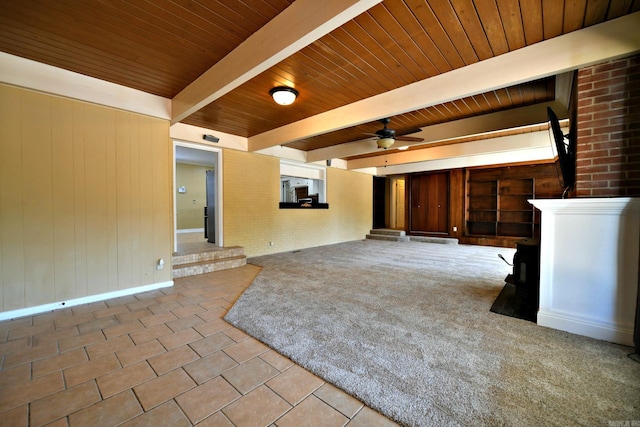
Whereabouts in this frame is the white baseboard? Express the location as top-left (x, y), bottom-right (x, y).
top-left (537, 309), bottom-right (634, 347)
top-left (0, 281), bottom-right (174, 322)
top-left (177, 228), bottom-right (204, 234)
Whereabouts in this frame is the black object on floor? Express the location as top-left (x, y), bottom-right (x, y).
top-left (490, 282), bottom-right (537, 323)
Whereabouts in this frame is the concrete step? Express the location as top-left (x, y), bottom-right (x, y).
top-left (368, 229), bottom-right (406, 237)
top-left (173, 246), bottom-right (245, 266)
top-left (410, 236), bottom-right (459, 245)
top-left (172, 255), bottom-right (247, 279)
top-left (366, 234), bottom-right (411, 242)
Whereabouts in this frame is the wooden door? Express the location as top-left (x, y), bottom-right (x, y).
top-left (410, 172), bottom-right (449, 234)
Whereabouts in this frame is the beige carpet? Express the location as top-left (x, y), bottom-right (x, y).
top-left (224, 240), bottom-right (640, 427)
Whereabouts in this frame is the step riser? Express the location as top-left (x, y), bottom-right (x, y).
top-left (173, 257), bottom-right (247, 278)
top-left (369, 229), bottom-right (406, 236)
top-left (366, 234), bottom-right (458, 244)
top-left (410, 236), bottom-right (459, 245)
top-left (366, 234), bottom-right (411, 242)
top-left (173, 247), bottom-right (245, 266)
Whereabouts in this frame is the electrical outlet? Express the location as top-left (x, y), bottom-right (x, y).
top-left (453, 226), bottom-right (457, 232)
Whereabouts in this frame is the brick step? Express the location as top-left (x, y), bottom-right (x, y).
top-left (173, 246), bottom-right (245, 266)
top-left (172, 255), bottom-right (247, 279)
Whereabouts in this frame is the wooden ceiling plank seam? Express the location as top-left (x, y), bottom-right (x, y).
top-left (448, 0), bottom-right (496, 60)
top-left (302, 41), bottom-right (389, 99)
top-left (386, 0), bottom-right (454, 74)
top-left (352, 10), bottom-right (424, 84)
top-left (427, 0), bottom-right (481, 65)
top-left (332, 27), bottom-right (403, 91)
top-left (583, 0), bottom-right (612, 26)
top-left (179, 0), bottom-right (272, 31)
top-left (541, 0), bottom-right (565, 39)
top-left (381, 0), bottom-right (443, 75)
top-left (365, 4), bottom-right (438, 80)
top-left (495, 0), bottom-right (527, 51)
top-left (281, 47), bottom-right (369, 105)
top-left (606, 0), bottom-right (634, 18)
top-left (405, 0), bottom-right (466, 70)
top-left (317, 32), bottom-right (398, 93)
top-left (472, 0), bottom-right (511, 55)
top-left (67, 0), bottom-right (227, 64)
top-left (132, 0), bottom-right (254, 52)
top-left (171, 0), bottom-right (384, 124)
top-left (0, 23), bottom-right (189, 97)
top-left (344, 16), bottom-right (420, 85)
top-left (519, 0), bottom-right (545, 45)
top-left (563, 0), bottom-right (589, 32)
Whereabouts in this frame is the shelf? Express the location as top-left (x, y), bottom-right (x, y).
top-left (466, 176), bottom-right (536, 239)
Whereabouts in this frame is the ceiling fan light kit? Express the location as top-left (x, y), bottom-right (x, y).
top-left (377, 137), bottom-right (395, 149)
top-left (270, 86), bottom-right (298, 105)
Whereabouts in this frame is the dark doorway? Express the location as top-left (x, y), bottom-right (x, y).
top-left (205, 169), bottom-right (216, 244)
top-left (409, 172), bottom-right (449, 235)
top-left (373, 176), bottom-right (386, 229)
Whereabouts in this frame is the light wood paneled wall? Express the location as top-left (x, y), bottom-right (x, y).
top-left (0, 84), bottom-right (172, 312)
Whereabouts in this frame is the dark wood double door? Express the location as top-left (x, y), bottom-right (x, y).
top-left (409, 172), bottom-right (449, 235)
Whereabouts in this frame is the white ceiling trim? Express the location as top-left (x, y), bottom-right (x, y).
top-left (362, 131), bottom-right (555, 176)
top-left (0, 52), bottom-right (171, 120)
top-left (171, 0), bottom-right (383, 124)
top-left (306, 101), bottom-right (568, 162)
top-left (248, 12), bottom-right (640, 152)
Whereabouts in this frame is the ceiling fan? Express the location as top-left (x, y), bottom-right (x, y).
top-left (367, 118), bottom-right (424, 149)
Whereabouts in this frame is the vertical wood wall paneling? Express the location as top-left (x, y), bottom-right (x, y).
top-left (0, 86), bottom-right (26, 310)
top-left (84, 104), bottom-right (109, 296)
top-left (129, 115), bottom-right (142, 287)
top-left (105, 108), bottom-right (119, 291)
top-left (51, 96), bottom-right (77, 302)
top-left (72, 102), bottom-right (88, 297)
top-left (0, 86), bottom-right (173, 312)
top-left (138, 116), bottom-right (155, 285)
top-left (115, 111), bottom-right (133, 289)
top-left (152, 121), bottom-right (171, 283)
top-left (22, 90), bottom-right (55, 306)
top-left (449, 169), bottom-right (465, 239)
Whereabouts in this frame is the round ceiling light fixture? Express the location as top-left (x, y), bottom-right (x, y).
top-left (269, 86), bottom-right (298, 105)
top-left (377, 137), bottom-right (395, 149)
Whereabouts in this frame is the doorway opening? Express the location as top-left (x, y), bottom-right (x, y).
top-left (390, 177), bottom-right (406, 229)
top-left (173, 141), bottom-right (223, 253)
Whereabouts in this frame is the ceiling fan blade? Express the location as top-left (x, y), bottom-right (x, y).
top-left (396, 136), bottom-right (424, 142)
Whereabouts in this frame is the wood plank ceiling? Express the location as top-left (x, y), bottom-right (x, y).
top-left (0, 0), bottom-right (638, 162)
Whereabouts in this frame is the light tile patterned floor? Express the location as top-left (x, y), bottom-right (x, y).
top-left (0, 265), bottom-right (399, 426)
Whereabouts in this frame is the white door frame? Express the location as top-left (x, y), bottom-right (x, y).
top-left (173, 140), bottom-right (224, 253)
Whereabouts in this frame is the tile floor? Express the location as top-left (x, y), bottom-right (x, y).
top-left (0, 265), bottom-right (399, 426)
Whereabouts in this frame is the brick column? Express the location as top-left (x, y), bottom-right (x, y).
top-left (575, 54), bottom-right (640, 197)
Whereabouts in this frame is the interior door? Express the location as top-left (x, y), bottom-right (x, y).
top-left (206, 169), bottom-right (216, 244)
top-left (410, 172), bottom-right (449, 234)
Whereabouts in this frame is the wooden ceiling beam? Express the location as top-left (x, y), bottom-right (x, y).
top-left (248, 12), bottom-right (640, 152)
top-left (171, 0), bottom-right (383, 125)
top-left (304, 101), bottom-right (568, 162)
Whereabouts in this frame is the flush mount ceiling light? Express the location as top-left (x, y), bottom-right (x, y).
top-left (397, 145), bottom-right (409, 150)
top-left (269, 86), bottom-right (298, 105)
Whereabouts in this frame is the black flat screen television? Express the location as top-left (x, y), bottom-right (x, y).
top-left (547, 107), bottom-right (575, 192)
